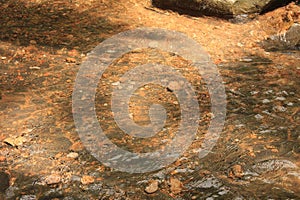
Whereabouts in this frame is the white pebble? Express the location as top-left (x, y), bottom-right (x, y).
top-left (255, 114), bottom-right (264, 120)
top-left (273, 106), bottom-right (287, 112)
top-left (67, 152), bottom-right (79, 159)
top-left (275, 97), bottom-right (286, 101)
top-left (262, 99), bottom-right (271, 104)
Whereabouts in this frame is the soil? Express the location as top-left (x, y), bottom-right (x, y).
top-left (0, 0), bottom-right (299, 199)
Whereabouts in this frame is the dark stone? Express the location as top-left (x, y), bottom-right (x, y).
top-left (152, 0), bottom-right (294, 18)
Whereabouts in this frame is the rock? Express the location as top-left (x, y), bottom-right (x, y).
top-left (152, 0), bottom-right (293, 17)
top-left (262, 23), bottom-right (300, 51)
top-left (254, 114), bottom-right (264, 120)
top-left (45, 174), bottom-right (61, 185)
top-left (144, 180), bottom-right (159, 194)
top-left (71, 175), bottom-right (81, 182)
top-left (169, 177), bottom-right (183, 194)
top-left (275, 97), bottom-right (286, 101)
top-left (20, 195), bottom-right (37, 200)
top-left (81, 175), bottom-right (95, 185)
top-left (273, 105), bottom-right (287, 112)
top-left (29, 40), bottom-right (37, 45)
top-left (0, 172), bottom-right (9, 193)
top-left (29, 66), bottom-right (41, 70)
top-left (252, 159), bottom-right (297, 173)
top-left (4, 136), bottom-right (27, 147)
top-left (262, 99), bottom-right (271, 104)
top-left (67, 152), bottom-right (79, 159)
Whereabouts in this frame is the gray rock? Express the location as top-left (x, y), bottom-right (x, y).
top-left (152, 0), bottom-right (292, 17)
top-left (20, 195), bottom-right (37, 200)
top-left (263, 23), bottom-right (300, 51)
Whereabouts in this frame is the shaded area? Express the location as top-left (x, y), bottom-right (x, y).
top-left (261, 0), bottom-right (298, 14)
top-left (0, 171), bottom-right (10, 193)
top-left (0, 0), bottom-right (127, 52)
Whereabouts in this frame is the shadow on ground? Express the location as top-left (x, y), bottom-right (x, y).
top-left (0, 0), bottom-right (127, 52)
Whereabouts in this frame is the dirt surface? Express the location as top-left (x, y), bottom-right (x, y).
top-left (0, 0), bottom-right (299, 199)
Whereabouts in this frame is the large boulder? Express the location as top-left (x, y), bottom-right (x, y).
top-left (152, 0), bottom-right (293, 17)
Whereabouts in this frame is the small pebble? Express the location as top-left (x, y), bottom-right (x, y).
top-left (265, 90), bottom-right (273, 94)
top-left (29, 66), bottom-right (41, 70)
top-left (45, 174), bottom-right (61, 185)
top-left (262, 99), bottom-right (271, 104)
top-left (67, 152), bottom-right (79, 159)
top-left (273, 105), bottom-right (287, 112)
top-left (112, 81), bottom-right (120, 86)
top-left (255, 114), bottom-right (264, 120)
top-left (71, 175), bottom-right (81, 182)
top-left (275, 97), bottom-right (286, 101)
top-left (144, 180), bottom-right (159, 194)
top-left (20, 195), bottom-right (37, 200)
top-left (30, 40), bottom-right (37, 45)
top-left (235, 124), bottom-right (245, 128)
top-left (240, 58), bottom-right (253, 62)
